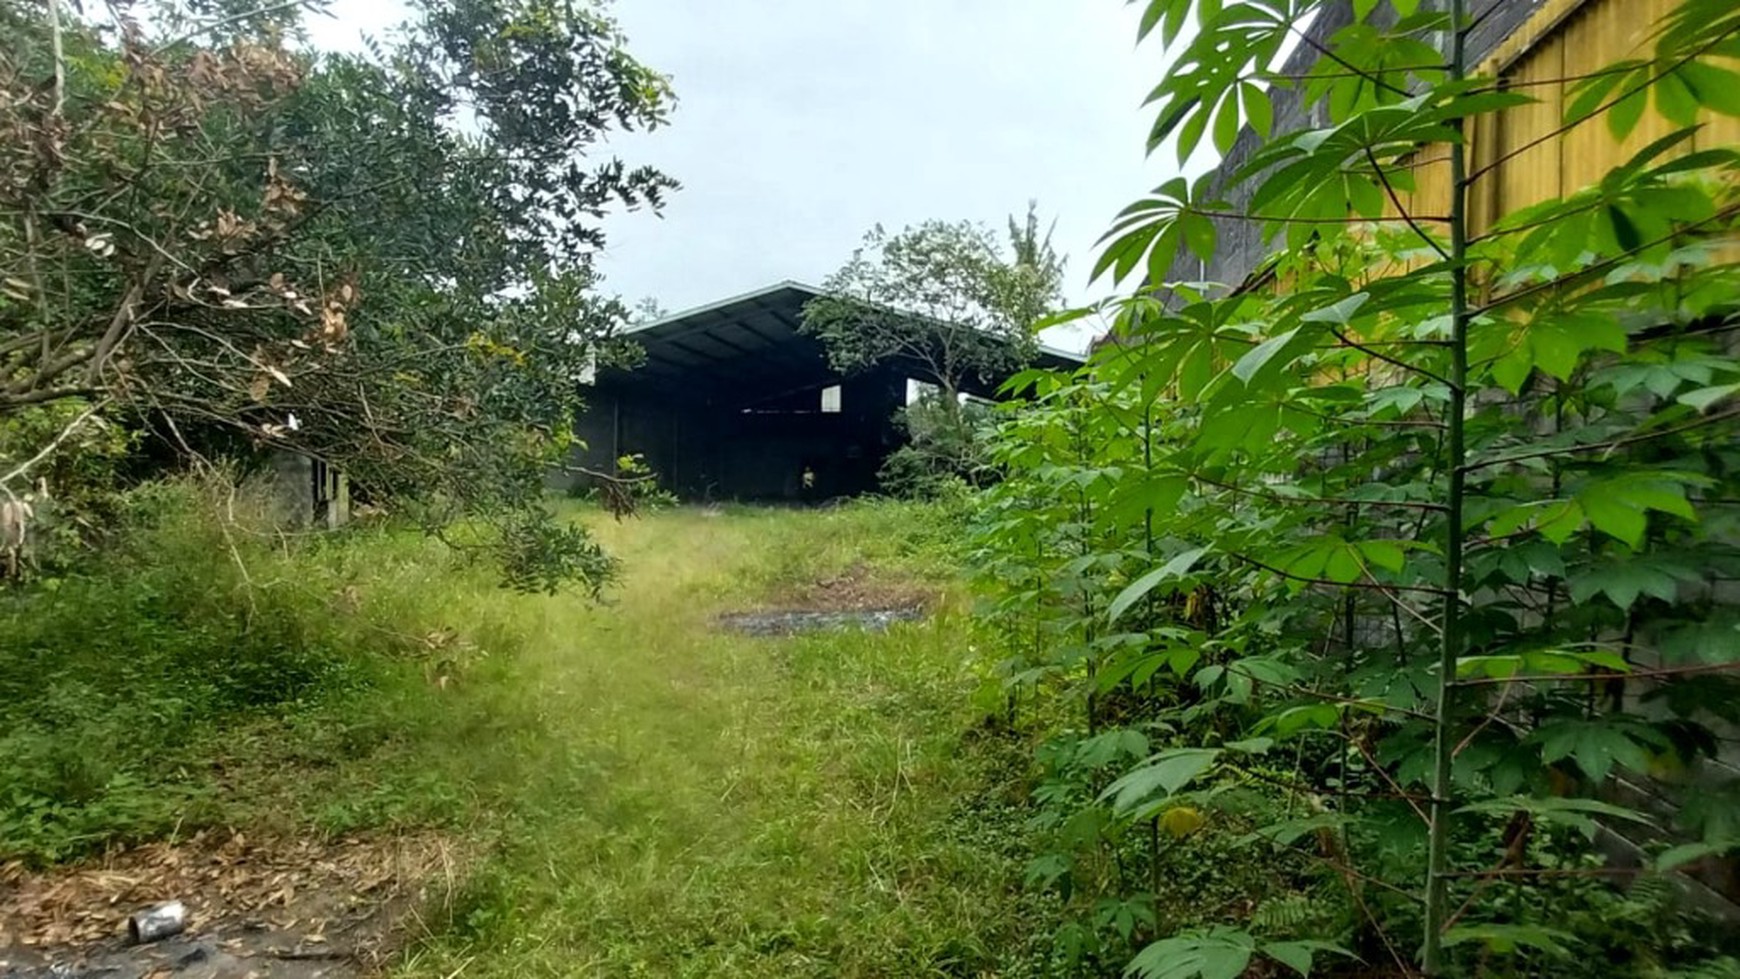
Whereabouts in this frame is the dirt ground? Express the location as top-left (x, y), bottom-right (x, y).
top-left (0, 831), bottom-right (460, 979)
top-left (765, 560), bottom-right (935, 614)
top-left (716, 560), bottom-right (934, 636)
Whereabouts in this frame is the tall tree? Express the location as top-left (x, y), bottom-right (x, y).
top-left (802, 208), bottom-right (1064, 496)
top-left (0, 0), bottom-right (676, 589)
top-left (1007, 199), bottom-right (1067, 337)
top-left (801, 209), bottom-right (1064, 403)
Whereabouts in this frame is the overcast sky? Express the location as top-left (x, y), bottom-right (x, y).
top-left (309, 2), bottom-right (1181, 351)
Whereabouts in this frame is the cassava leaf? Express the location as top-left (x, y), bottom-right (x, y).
top-left (1102, 748), bottom-right (1221, 812)
top-left (1108, 547), bottom-right (1209, 623)
top-left (1655, 840), bottom-right (1738, 872)
top-left (1125, 927), bottom-right (1255, 979)
top-left (1443, 924), bottom-right (1577, 958)
top-left (1261, 939), bottom-right (1351, 977)
top-left (1231, 328), bottom-right (1302, 385)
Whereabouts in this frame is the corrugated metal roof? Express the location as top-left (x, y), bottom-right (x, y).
top-left (601, 280), bottom-right (1083, 403)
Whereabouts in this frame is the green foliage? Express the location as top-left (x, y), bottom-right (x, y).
top-left (0, 477), bottom-right (438, 860)
top-left (388, 502), bottom-right (1064, 978)
top-left (1, 0), bottom-right (668, 589)
top-left (0, 401), bottom-right (134, 571)
top-left (802, 206), bottom-right (1064, 398)
top-left (877, 392), bottom-right (994, 500)
top-left (496, 508), bottom-right (619, 595)
top-left (970, 0), bottom-right (1740, 975)
top-left (803, 204), bottom-right (1066, 506)
top-left (1, 491), bottom-right (1062, 976)
top-left (1125, 927), bottom-right (1345, 979)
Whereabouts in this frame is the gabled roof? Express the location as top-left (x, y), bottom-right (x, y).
top-left (604, 280), bottom-right (1083, 403)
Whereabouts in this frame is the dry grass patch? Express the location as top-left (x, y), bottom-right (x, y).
top-left (0, 830), bottom-right (464, 970)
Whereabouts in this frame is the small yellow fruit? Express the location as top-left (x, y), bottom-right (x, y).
top-left (1161, 805), bottom-right (1206, 838)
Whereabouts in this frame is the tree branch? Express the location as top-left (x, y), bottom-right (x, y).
top-left (85, 253), bottom-right (165, 386)
top-left (1365, 147), bottom-right (1452, 262)
top-left (1230, 550), bottom-right (1453, 595)
top-left (1197, 473), bottom-right (1449, 512)
top-left (0, 399), bottom-right (111, 493)
top-left (1291, 25), bottom-right (1412, 99)
top-left (1460, 406), bottom-right (1740, 473)
top-left (1450, 661), bottom-right (1740, 688)
top-left (1324, 322), bottom-right (1454, 388)
top-left (47, 0), bottom-right (66, 116)
top-left (151, 0), bottom-right (322, 53)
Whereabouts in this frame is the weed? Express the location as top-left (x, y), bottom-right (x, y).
top-left (0, 476), bottom-right (523, 861)
top-left (4, 489), bottom-right (1061, 975)
top-left (399, 503), bottom-right (1055, 977)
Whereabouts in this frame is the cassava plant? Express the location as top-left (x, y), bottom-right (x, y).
top-left (973, 0), bottom-right (1740, 975)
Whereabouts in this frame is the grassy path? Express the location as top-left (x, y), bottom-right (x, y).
top-left (396, 506), bottom-right (1036, 978)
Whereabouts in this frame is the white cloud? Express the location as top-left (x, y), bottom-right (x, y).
top-left (312, 0), bottom-right (1190, 352)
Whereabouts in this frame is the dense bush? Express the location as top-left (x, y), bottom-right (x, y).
top-left (2, 0), bottom-right (669, 595)
top-left (878, 395), bottom-right (996, 501)
top-left (966, 1), bottom-right (1740, 976)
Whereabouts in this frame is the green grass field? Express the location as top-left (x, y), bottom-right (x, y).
top-left (383, 504), bottom-right (1048, 977)
top-left (1, 494), bottom-right (1051, 976)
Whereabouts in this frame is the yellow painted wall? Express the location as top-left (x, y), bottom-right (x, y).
top-left (1387, 0), bottom-right (1739, 233)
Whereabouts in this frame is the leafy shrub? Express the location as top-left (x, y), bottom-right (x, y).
top-left (878, 394), bottom-right (994, 501)
top-left (497, 509), bottom-right (620, 596)
top-left (964, 1), bottom-right (1740, 975)
top-left (0, 401), bottom-right (136, 573)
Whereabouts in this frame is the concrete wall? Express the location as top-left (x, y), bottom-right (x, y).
top-left (265, 451), bottom-right (349, 528)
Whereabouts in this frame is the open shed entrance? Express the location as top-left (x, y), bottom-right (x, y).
top-left (566, 281), bottom-right (1080, 502)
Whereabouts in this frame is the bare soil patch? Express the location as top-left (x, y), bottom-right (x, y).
top-left (767, 561), bottom-right (935, 614)
top-left (718, 561), bottom-right (935, 636)
top-left (0, 830), bottom-right (461, 979)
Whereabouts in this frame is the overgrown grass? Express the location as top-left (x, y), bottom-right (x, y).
top-left (2, 484), bottom-right (1057, 975)
top-left (0, 478), bottom-right (537, 860)
top-left (399, 503), bottom-right (1053, 977)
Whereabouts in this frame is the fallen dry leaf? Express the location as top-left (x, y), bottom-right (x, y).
top-left (0, 830), bottom-right (458, 955)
